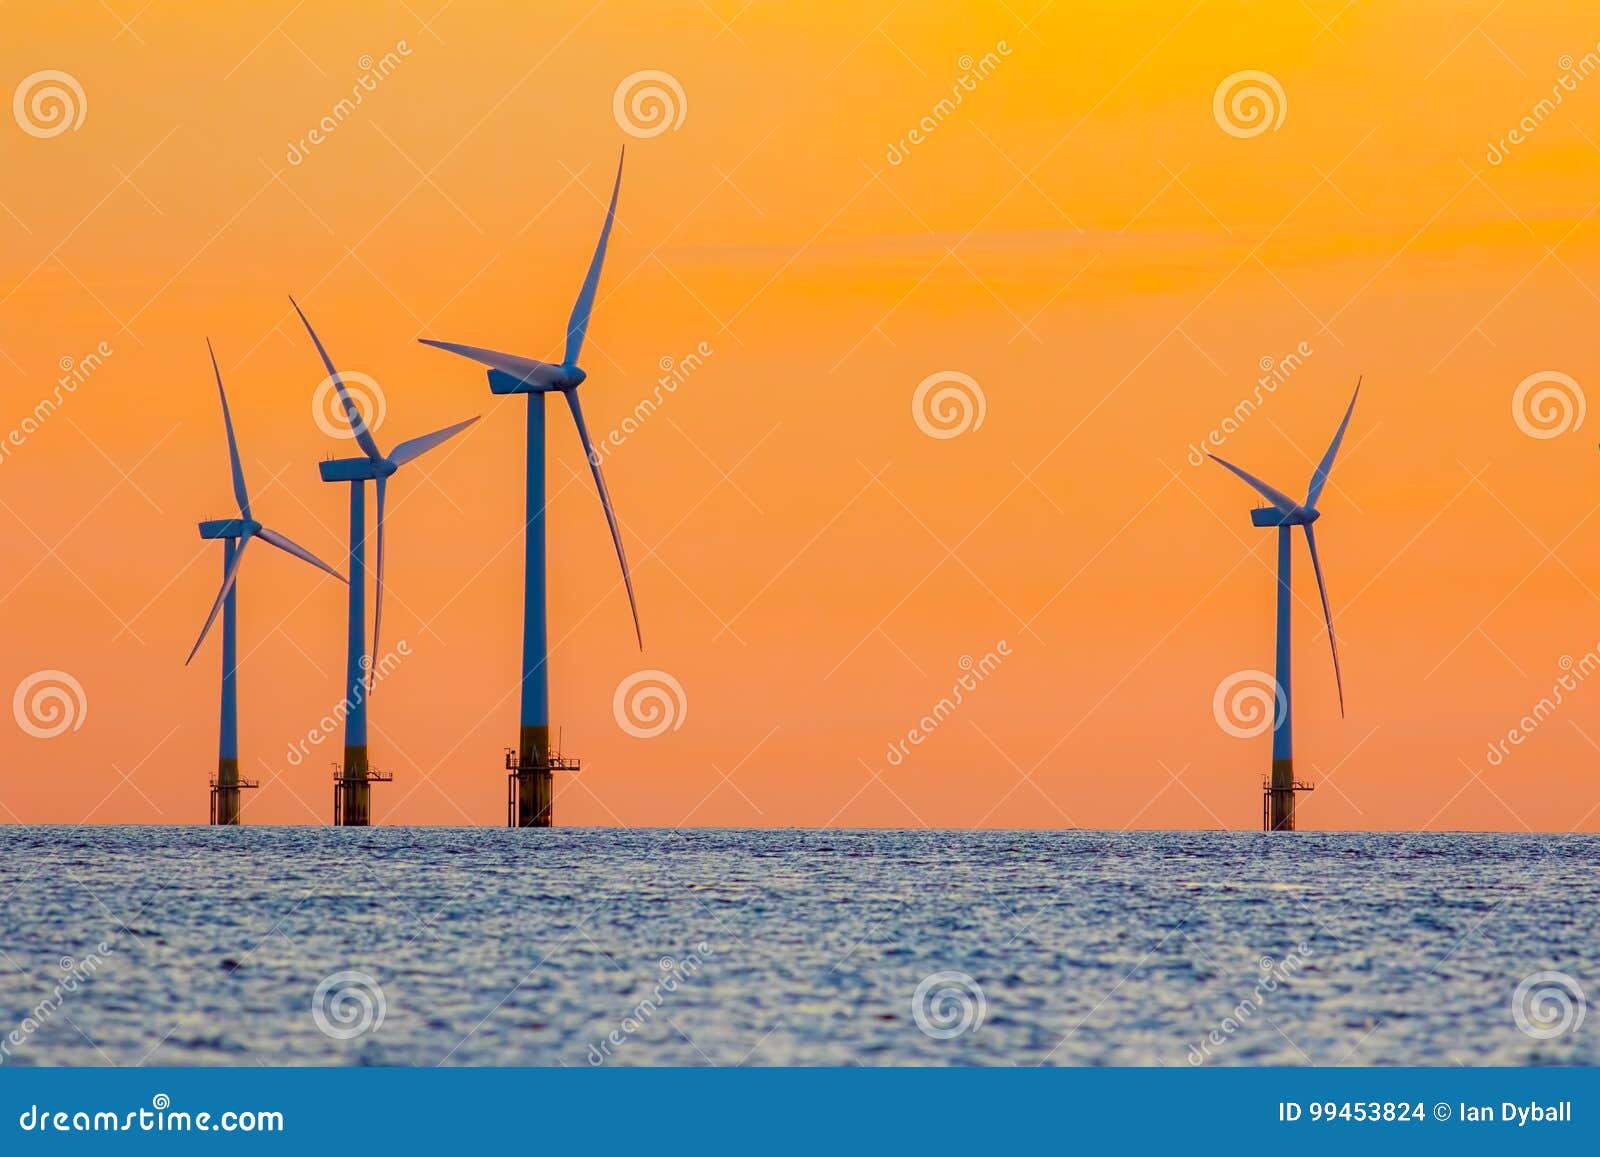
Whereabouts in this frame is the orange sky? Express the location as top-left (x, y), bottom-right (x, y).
top-left (3, 1), bottom-right (1600, 830)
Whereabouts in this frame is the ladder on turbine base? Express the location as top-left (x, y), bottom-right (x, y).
top-left (209, 777), bottom-right (260, 825)
top-left (1261, 776), bottom-right (1315, 831)
top-left (506, 747), bottom-right (581, 828)
top-left (331, 765), bottom-right (393, 826)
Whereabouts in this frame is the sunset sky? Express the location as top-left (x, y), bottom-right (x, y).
top-left (4, 1), bottom-right (1600, 830)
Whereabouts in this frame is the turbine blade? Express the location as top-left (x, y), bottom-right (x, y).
top-left (257, 526), bottom-right (346, 583)
top-left (1207, 454), bottom-right (1302, 515)
top-left (563, 390), bottom-right (642, 648)
top-left (186, 534), bottom-right (251, 665)
top-left (207, 340), bottom-right (251, 521)
top-left (1303, 524), bottom-right (1345, 717)
top-left (417, 339), bottom-right (559, 387)
top-left (288, 295), bottom-right (384, 461)
top-left (371, 476), bottom-right (386, 688)
top-left (390, 416), bottom-right (480, 466)
top-left (1306, 378), bottom-right (1362, 509)
top-left (563, 147), bottom-right (624, 366)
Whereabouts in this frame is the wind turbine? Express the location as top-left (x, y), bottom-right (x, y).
top-left (289, 297), bottom-right (479, 826)
top-left (418, 147), bottom-right (641, 828)
top-left (188, 340), bottom-right (345, 825)
top-left (1208, 380), bottom-right (1360, 832)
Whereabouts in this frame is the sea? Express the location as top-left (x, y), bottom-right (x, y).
top-left (0, 827), bottom-right (1594, 1067)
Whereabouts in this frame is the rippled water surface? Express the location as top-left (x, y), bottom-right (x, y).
top-left (0, 827), bottom-right (1594, 1066)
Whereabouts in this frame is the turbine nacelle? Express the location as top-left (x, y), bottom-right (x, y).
top-left (318, 455), bottom-right (399, 483)
top-left (415, 339), bottom-right (589, 395)
top-left (198, 517), bottom-right (262, 540)
top-left (1250, 505), bottom-right (1319, 527)
top-left (484, 362), bottom-right (585, 395)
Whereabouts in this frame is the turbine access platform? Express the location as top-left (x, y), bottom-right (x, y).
top-left (506, 738), bottom-right (581, 827)
top-left (1262, 773), bottom-right (1315, 831)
